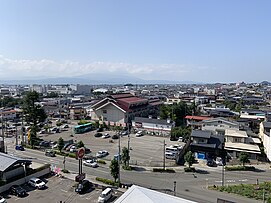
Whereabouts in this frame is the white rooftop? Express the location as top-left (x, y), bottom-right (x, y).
top-left (225, 129), bottom-right (248, 138)
top-left (115, 185), bottom-right (197, 203)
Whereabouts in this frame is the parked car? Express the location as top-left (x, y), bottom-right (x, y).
top-left (207, 159), bottom-right (217, 167)
top-left (52, 143), bottom-right (58, 149)
top-left (98, 187), bottom-right (112, 203)
top-left (45, 150), bottom-right (56, 157)
top-left (63, 143), bottom-right (72, 150)
top-left (83, 159), bottom-right (99, 168)
top-left (9, 185), bottom-right (27, 197)
top-left (70, 146), bottom-right (77, 152)
top-left (111, 134), bottom-right (119, 139)
top-left (38, 129), bottom-right (46, 134)
top-left (114, 154), bottom-right (122, 161)
top-left (28, 177), bottom-right (46, 189)
top-left (39, 141), bottom-right (50, 147)
top-left (0, 196), bottom-right (6, 203)
top-left (75, 180), bottom-right (93, 194)
top-left (94, 133), bottom-right (103, 137)
top-left (62, 124), bottom-right (69, 129)
top-left (96, 150), bottom-right (109, 158)
top-left (102, 133), bottom-right (110, 139)
top-left (121, 131), bottom-right (128, 136)
top-left (15, 145), bottom-right (24, 151)
top-left (96, 128), bottom-right (103, 132)
top-left (135, 131), bottom-right (143, 137)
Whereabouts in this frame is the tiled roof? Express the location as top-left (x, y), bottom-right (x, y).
top-left (185, 116), bottom-right (211, 121)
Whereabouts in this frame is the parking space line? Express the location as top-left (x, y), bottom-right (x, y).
top-left (61, 189), bottom-right (68, 193)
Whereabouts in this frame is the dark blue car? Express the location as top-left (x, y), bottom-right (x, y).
top-left (15, 145), bottom-right (24, 151)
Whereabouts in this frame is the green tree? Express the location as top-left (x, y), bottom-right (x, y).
top-left (121, 147), bottom-right (130, 167)
top-left (110, 159), bottom-right (119, 183)
top-left (239, 152), bottom-right (250, 166)
top-left (23, 91), bottom-right (47, 147)
top-left (77, 140), bottom-right (84, 148)
top-left (184, 151), bottom-right (195, 168)
top-left (170, 126), bottom-right (191, 141)
top-left (58, 137), bottom-right (64, 152)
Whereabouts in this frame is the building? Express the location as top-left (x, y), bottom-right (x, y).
top-left (0, 153), bottom-right (32, 182)
top-left (91, 93), bottom-right (162, 127)
top-left (259, 121), bottom-right (271, 161)
top-left (115, 185), bottom-right (197, 203)
top-left (224, 129), bottom-right (261, 159)
top-left (132, 117), bottom-right (175, 136)
top-left (69, 106), bottom-right (87, 120)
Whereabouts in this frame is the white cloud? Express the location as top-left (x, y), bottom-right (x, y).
top-left (0, 55), bottom-right (210, 81)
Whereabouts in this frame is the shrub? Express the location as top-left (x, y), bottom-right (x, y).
top-left (122, 165), bottom-right (132, 170)
top-left (61, 169), bottom-right (70, 173)
top-left (68, 153), bottom-right (76, 158)
top-left (184, 167), bottom-right (196, 172)
top-left (225, 166), bottom-right (255, 171)
top-left (153, 168), bottom-right (175, 173)
top-left (97, 160), bottom-right (106, 164)
top-left (95, 177), bottom-right (119, 186)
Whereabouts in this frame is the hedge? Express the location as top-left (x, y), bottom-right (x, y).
top-left (95, 177), bottom-right (119, 186)
top-left (225, 166), bottom-right (256, 171)
top-left (61, 169), bottom-right (70, 173)
top-left (97, 160), bottom-right (106, 165)
top-left (152, 168), bottom-right (175, 173)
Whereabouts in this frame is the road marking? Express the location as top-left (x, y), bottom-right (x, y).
top-left (238, 179), bottom-right (248, 182)
top-left (215, 180), bottom-right (222, 183)
top-left (61, 189), bottom-right (68, 193)
top-left (226, 180), bottom-right (235, 183)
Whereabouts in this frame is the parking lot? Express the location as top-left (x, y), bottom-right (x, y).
top-left (2, 175), bottom-right (122, 203)
top-left (40, 123), bottom-right (185, 167)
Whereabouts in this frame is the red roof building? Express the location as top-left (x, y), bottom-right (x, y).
top-left (91, 94), bottom-right (162, 126)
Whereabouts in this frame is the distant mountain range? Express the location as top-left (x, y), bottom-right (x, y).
top-left (0, 73), bottom-right (199, 85)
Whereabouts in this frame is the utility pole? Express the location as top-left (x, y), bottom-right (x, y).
top-left (222, 164), bottom-right (224, 186)
top-left (173, 181), bottom-right (176, 196)
top-left (163, 139), bottom-right (166, 170)
top-left (1, 115), bottom-right (5, 153)
top-left (118, 130), bottom-right (121, 186)
top-left (127, 122), bottom-right (130, 166)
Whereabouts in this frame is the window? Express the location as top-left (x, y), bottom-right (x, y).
top-left (234, 138), bottom-right (242, 143)
top-left (103, 110), bottom-right (107, 114)
top-left (103, 117), bottom-right (107, 121)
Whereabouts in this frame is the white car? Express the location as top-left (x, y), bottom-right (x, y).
top-left (135, 131), bottom-right (143, 137)
top-left (0, 196), bottom-right (6, 203)
top-left (102, 133), bottom-right (110, 139)
top-left (83, 159), bottom-right (98, 168)
top-left (52, 143), bottom-right (58, 149)
top-left (28, 177), bottom-right (46, 189)
top-left (96, 150), bottom-right (109, 158)
top-left (69, 146), bottom-right (77, 152)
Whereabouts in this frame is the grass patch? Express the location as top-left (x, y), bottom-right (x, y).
top-left (95, 177), bottom-right (119, 187)
top-left (210, 182), bottom-right (271, 201)
top-left (225, 165), bottom-right (256, 171)
top-left (97, 160), bottom-right (106, 164)
top-left (122, 165), bottom-right (132, 170)
top-left (184, 167), bottom-right (196, 172)
top-left (152, 168), bottom-right (175, 173)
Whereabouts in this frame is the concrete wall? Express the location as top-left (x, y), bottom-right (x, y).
top-left (3, 166), bottom-right (24, 181)
top-left (94, 104), bottom-right (125, 123)
top-left (0, 167), bottom-right (50, 193)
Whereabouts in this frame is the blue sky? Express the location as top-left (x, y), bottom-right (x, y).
top-left (0, 0), bottom-right (270, 83)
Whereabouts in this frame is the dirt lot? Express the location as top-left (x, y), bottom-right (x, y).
top-left (39, 122), bottom-right (185, 167)
top-left (2, 175), bottom-right (122, 203)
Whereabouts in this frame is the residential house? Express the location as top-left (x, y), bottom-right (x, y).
top-left (190, 130), bottom-right (224, 159)
top-left (69, 107), bottom-right (87, 120)
top-left (224, 129), bottom-right (261, 159)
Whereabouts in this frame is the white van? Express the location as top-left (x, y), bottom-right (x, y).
top-left (98, 187), bottom-right (112, 203)
top-left (165, 152), bottom-right (177, 159)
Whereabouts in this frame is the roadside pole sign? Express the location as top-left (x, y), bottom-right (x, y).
top-left (77, 147), bottom-right (85, 159)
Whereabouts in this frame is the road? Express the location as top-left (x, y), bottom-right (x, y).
top-left (7, 144), bottom-right (266, 203)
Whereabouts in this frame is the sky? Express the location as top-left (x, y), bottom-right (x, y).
top-left (0, 0), bottom-right (271, 83)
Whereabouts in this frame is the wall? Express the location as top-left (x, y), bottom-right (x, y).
top-left (96, 103), bottom-right (125, 123)
top-left (0, 167), bottom-right (50, 193)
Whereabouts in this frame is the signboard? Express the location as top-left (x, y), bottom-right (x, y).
top-left (77, 147), bottom-right (85, 159)
top-left (110, 122), bottom-right (115, 126)
top-left (75, 173), bottom-right (85, 182)
top-left (135, 122), bottom-right (142, 128)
